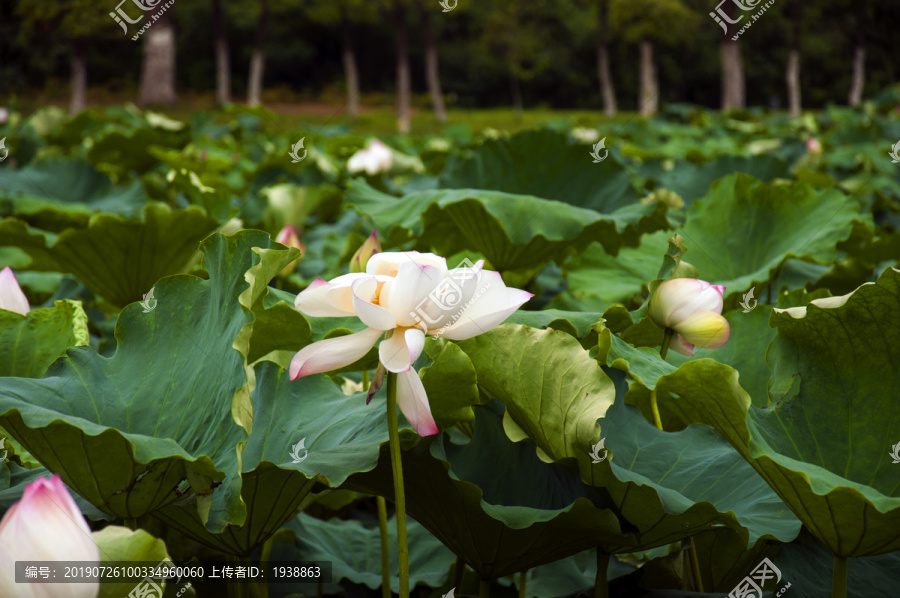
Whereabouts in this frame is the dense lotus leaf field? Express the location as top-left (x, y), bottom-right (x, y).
top-left (0, 99), bottom-right (899, 598)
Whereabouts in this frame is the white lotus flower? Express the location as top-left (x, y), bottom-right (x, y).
top-left (347, 140), bottom-right (393, 175)
top-left (648, 278), bottom-right (730, 356)
top-left (0, 475), bottom-right (100, 598)
top-left (290, 252), bottom-right (532, 436)
top-left (0, 267), bottom-right (30, 315)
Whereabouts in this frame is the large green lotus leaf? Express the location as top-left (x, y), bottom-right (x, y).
top-left (275, 511), bottom-right (455, 594)
top-left (0, 203), bottom-right (219, 307)
top-left (153, 362), bottom-right (390, 556)
top-left (94, 526), bottom-right (176, 598)
top-left (0, 158), bottom-right (147, 230)
top-left (439, 129), bottom-right (635, 214)
top-left (505, 309), bottom-right (603, 340)
top-left (418, 338), bottom-right (483, 429)
top-left (0, 299), bottom-right (89, 377)
top-left (550, 231), bottom-right (670, 313)
top-left (772, 529), bottom-right (900, 598)
top-left (638, 155), bottom-right (790, 207)
top-left (457, 325), bottom-right (801, 552)
top-left (0, 232), bottom-right (271, 532)
top-left (346, 403), bottom-right (635, 580)
top-left (344, 180), bottom-right (669, 271)
top-left (641, 268), bottom-right (900, 556)
top-left (675, 174), bottom-right (866, 301)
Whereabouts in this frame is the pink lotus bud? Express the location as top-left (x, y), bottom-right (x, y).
top-left (275, 225), bottom-right (304, 277)
top-left (0, 267), bottom-right (30, 315)
top-left (350, 230), bottom-right (382, 273)
top-left (806, 137), bottom-right (822, 155)
top-left (648, 278), bottom-right (730, 356)
top-left (0, 475), bottom-right (100, 597)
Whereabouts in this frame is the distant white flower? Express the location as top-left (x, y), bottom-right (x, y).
top-left (347, 140), bottom-right (393, 175)
top-left (571, 127), bottom-right (600, 144)
top-left (0, 107), bottom-right (8, 125)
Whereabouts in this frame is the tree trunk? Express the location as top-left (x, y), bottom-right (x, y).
top-left (719, 0), bottom-right (744, 111)
top-left (597, 0), bottom-right (616, 116)
top-left (340, 8), bottom-right (360, 120)
top-left (70, 40), bottom-right (87, 115)
top-left (138, 11), bottom-right (177, 106)
top-left (419, 2), bottom-right (447, 123)
top-left (509, 71), bottom-right (523, 120)
top-left (786, 51), bottom-right (801, 117)
top-left (638, 38), bottom-right (658, 117)
top-left (247, 0), bottom-right (269, 106)
top-left (394, 0), bottom-right (411, 133)
top-left (848, 0), bottom-right (867, 106)
top-left (720, 40), bottom-right (745, 111)
top-left (212, 0), bottom-right (230, 106)
top-left (786, 1), bottom-right (801, 117)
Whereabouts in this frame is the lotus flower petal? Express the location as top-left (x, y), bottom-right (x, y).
top-left (674, 310), bottom-right (730, 351)
top-left (366, 251), bottom-right (447, 277)
top-left (0, 267), bottom-right (30, 316)
top-left (439, 271), bottom-right (534, 340)
top-left (379, 327), bottom-right (426, 373)
top-left (395, 369), bottom-right (439, 437)
top-left (289, 328), bottom-right (383, 379)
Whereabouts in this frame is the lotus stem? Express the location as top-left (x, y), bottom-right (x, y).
top-left (377, 496), bottom-right (391, 598)
top-left (689, 537), bottom-right (704, 592)
top-left (832, 555), bottom-right (848, 598)
top-left (594, 551), bottom-right (610, 598)
top-left (518, 569), bottom-right (527, 598)
top-left (479, 579), bottom-right (491, 598)
top-left (651, 328), bottom-right (675, 430)
top-left (453, 556), bottom-right (466, 590)
top-left (259, 539), bottom-right (273, 598)
top-left (659, 328), bottom-right (674, 360)
top-left (362, 369), bottom-right (370, 391)
top-left (386, 371), bottom-right (410, 598)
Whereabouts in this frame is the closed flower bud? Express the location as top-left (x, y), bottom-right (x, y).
top-left (350, 231), bottom-right (382, 273)
top-left (0, 475), bottom-right (100, 597)
top-left (648, 278), bottom-right (730, 356)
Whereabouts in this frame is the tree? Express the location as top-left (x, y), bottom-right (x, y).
top-left (212, 0), bottom-right (230, 106)
top-left (417, 0), bottom-right (447, 123)
top-left (785, 0), bottom-right (802, 117)
top-left (475, 0), bottom-right (558, 118)
top-left (16, 0), bottom-right (112, 114)
top-left (304, 0), bottom-right (378, 120)
top-left (247, 0), bottom-right (269, 105)
top-left (597, 0), bottom-right (617, 116)
top-left (393, 0), bottom-right (411, 133)
top-left (138, 8), bottom-right (178, 106)
top-left (611, 0), bottom-right (697, 117)
top-left (848, 0), bottom-right (867, 106)
top-left (719, 1), bottom-right (745, 111)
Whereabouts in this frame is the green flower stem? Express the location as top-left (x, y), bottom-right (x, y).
top-left (453, 556), bottom-right (466, 590)
top-left (259, 539), bottom-right (274, 598)
top-left (377, 496), bottom-right (392, 598)
top-left (362, 369), bottom-right (370, 391)
top-left (594, 551), bottom-right (610, 598)
top-left (659, 328), bottom-right (674, 361)
top-left (479, 579), bottom-right (491, 598)
top-left (518, 569), bottom-right (527, 598)
top-left (832, 555), bottom-right (848, 598)
top-left (689, 537), bottom-right (704, 593)
top-left (386, 371), bottom-right (410, 598)
top-left (652, 328), bottom-right (675, 430)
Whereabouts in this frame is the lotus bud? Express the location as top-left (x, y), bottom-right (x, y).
top-left (275, 225), bottom-right (305, 277)
top-left (648, 278), bottom-right (730, 356)
top-left (806, 137), bottom-right (822, 155)
top-left (0, 475), bottom-right (100, 597)
top-left (0, 267), bottom-right (30, 315)
top-left (350, 230), bottom-right (381, 273)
